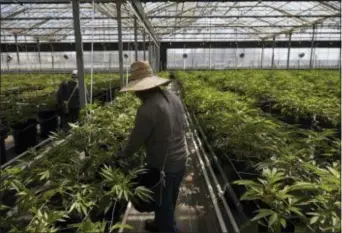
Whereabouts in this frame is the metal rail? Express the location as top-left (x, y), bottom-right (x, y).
top-left (183, 104), bottom-right (239, 233)
top-left (1, 137), bottom-right (52, 169)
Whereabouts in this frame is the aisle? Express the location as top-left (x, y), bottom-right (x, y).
top-left (120, 82), bottom-right (221, 232)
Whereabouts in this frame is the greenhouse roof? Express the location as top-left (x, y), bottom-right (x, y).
top-left (1, 1), bottom-right (341, 43)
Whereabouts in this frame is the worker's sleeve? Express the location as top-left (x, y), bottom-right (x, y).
top-left (120, 107), bottom-right (154, 157)
top-left (56, 82), bottom-right (66, 106)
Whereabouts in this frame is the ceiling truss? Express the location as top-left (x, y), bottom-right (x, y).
top-left (0, 0), bottom-right (340, 43)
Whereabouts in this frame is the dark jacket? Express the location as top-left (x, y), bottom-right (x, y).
top-left (121, 89), bottom-right (187, 172)
top-left (56, 79), bottom-right (80, 109)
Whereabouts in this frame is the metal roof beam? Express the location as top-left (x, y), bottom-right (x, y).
top-left (261, 14), bottom-right (340, 40)
top-left (3, 24), bottom-right (339, 30)
top-left (17, 31), bottom-right (340, 37)
top-left (0, 0), bottom-right (339, 3)
top-left (2, 5), bottom-right (31, 18)
top-left (147, 2), bottom-right (177, 15)
top-left (2, 16), bottom-right (119, 20)
top-left (140, 0), bottom-right (340, 2)
top-left (128, 0), bottom-right (159, 46)
top-left (150, 14), bottom-right (339, 18)
top-left (160, 2), bottom-right (214, 37)
top-left (1, 41), bottom-right (340, 52)
top-left (319, 1), bottom-right (340, 11)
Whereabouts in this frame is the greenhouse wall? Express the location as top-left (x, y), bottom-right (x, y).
top-left (167, 48), bottom-right (341, 69)
top-left (1, 48), bottom-right (340, 72)
top-left (0, 50), bottom-right (149, 72)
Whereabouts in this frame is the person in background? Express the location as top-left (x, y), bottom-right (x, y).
top-left (116, 61), bottom-right (187, 233)
top-left (169, 71), bottom-right (176, 80)
top-left (56, 70), bottom-right (81, 131)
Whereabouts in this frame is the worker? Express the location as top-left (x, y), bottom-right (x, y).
top-left (116, 61), bottom-right (186, 233)
top-left (56, 70), bottom-right (82, 131)
top-left (169, 71), bottom-right (176, 80)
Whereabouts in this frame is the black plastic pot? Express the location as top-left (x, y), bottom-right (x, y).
top-left (94, 93), bottom-right (107, 105)
top-left (0, 126), bottom-right (8, 165)
top-left (11, 119), bottom-right (37, 154)
top-left (38, 110), bottom-right (58, 139)
top-left (0, 139), bottom-right (6, 165)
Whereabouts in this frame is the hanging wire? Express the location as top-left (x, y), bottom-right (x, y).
top-left (209, 11), bottom-right (212, 70)
top-left (90, 0), bottom-right (95, 105)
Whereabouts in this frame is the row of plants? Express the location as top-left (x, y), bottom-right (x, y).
top-left (1, 73), bottom-right (120, 126)
top-left (0, 93), bottom-right (150, 232)
top-left (1, 73), bottom-right (119, 95)
top-left (191, 70), bottom-right (340, 130)
top-left (175, 71), bottom-right (340, 233)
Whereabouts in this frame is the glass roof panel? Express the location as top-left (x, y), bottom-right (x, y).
top-left (0, 1), bottom-right (340, 43)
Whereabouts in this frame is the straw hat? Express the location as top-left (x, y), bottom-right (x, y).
top-left (120, 61), bottom-right (170, 92)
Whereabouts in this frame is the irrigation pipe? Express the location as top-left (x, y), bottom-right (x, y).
top-left (183, 102), bottom-right (239, 233)
top-left (182, 103), bottom-right (228, 233)
top-left (118, 202), bottom-right (132, 233)
top-left (1, 137), bottom-right (52, 169)
top-left (0, 134), bottom-right (71, 184)
top-left (191, 111), bottom-right (246, 218)
top-left (177, 80), bottom-right (245, 217)
top-left (89, 0), bottom-right (95, 104)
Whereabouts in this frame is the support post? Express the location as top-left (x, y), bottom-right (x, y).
top-left (271, 36), bottom-right (275, 69)
top-left (50, 43), bottom-right (55, 71)
top-left (209, 44), bottom-right (212, 70)
top-left (72, 0), bottom-right (86, 107)
top-left (309, 25), bottom-right (316, 69)
top-left (286, 32), bottom-right (292, 69)
top-left (160, 44), bottom-right (167, 71)
top-left (260, 41), bottom-right (264, 69)
top-left (143, 29), bottom-right (146, 60)
top-left (151, 44), bottom-right (155, 70)
top-left (148, 35), bottom-right (152, 65)
top-left (37, 38), bottom-right (41, 65)
top-left (116, 0), bottom-right (124, 88)
top-left (156, 45), bottom-right (160, 72)
top-left (134, 17), bottom-right (138, 61)
top-left (14, 34), bottom-right (20, 65)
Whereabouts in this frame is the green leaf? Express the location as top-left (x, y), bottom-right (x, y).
top-left (81, 205), bottom-right (88, 216)
top-left (288, 206), bottom-right (305, 218)
top-left (280, 218), bottom-right (286, 228)
top-left (310, 216), bottom-right (319, 225)
top-left (268, 213), bottom-right (278, 228)
top-left (233, 180), bottom-right (260, 187)
top-left (251, 209), bottom-right (274, 222)
top-left (110, 223), bottom-right (134, 231)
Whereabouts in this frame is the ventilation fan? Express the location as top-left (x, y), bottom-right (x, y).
top-left (298, 53), bottom-right (305, 58)
top-left (6, 55), bottom-right (13, 63)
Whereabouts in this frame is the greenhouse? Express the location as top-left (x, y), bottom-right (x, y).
top-left (0, 0), bottom-right (341, 233)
